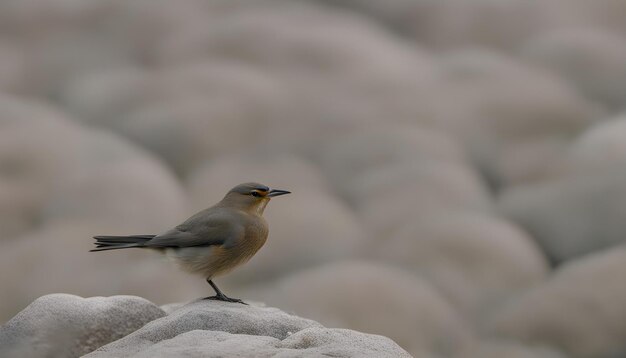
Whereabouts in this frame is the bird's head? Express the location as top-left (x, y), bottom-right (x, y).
top-left (221, 182), bottom-right (290, 215)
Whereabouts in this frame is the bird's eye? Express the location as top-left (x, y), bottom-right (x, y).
top-left (251, 191), bottom-right (261, 197)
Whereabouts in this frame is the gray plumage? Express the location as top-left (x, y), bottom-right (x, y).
top-left (91, 182), bottom-right (290, 303)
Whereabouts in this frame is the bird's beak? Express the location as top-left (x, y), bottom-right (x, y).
top-left (267, 189), bottom-right (291, 197)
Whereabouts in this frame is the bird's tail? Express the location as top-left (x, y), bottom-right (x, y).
top-left (90, 235), bottom-right (156, 252)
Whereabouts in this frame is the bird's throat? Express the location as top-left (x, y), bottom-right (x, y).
top-left (254, 199), bottom-right (269, 215)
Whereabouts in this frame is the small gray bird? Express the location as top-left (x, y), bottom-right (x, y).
top-left (91, 182), bottom-right (290, 304)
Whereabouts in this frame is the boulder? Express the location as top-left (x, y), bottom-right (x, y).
top-left (0, 294), bottom-right (165, 358)
top-left (89, 325), bottom-right (411, 358)
top-left (252, 260), bottom-right (471, 357)
top-left (487, 245), bottom-right (626, 358)
top-left (522, 29), bottom-right (626, 110)
top-left (3, 294), bottom-right (412, 358)
top-left (500, 117), bottom-right (626, 262)
top-left (367, 213), bottom-right (549, 321)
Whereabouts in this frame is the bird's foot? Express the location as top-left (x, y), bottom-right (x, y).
top-left (203, 295), bottom-right (248, 305)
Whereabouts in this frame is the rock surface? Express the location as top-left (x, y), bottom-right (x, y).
top-left (88, 327), bottom-right (411, 358)
top-left (0, 294), bottom-right (165, 358)
top-left (1, 294), bottom-right (411, 358)
top-left (252, 260), bottom-right (471, 357)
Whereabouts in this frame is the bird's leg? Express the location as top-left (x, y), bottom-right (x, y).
top-left (204, 279), bottom-right (248, 305)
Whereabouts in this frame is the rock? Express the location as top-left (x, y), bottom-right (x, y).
top-left (185, 152), bottom-right (330, 211)
top-left (567, 115), bottom-right (626, 172)
top-left (39, 128), bottom-right (187, 232)
top-left (320, 0), bottom-right (555, 51)
top-left (367, 213), bottom-right (549, 321)
top-left (522, 28), bottom-right (626, 110)
top-left (500, 117), bottom-right (626, 262)
top-left (315, 125), bottom-right (470, 202)
top-left (252, 260), bottom-right (471, 357)
top-left (0, 97), bottom-right (84, 238)
top-left (486, 245), bottom-right (626, 358)
top-left (111, 62), bottom-right (287, 174)
top-left (89, 326), bottom-right (411, 358)
top-left (86, 299), bottom-right (322, 356)
top-left (0, 294), bottom-right (165, 358)
top-left (462, 339), bottom-right (566, 358)
top-left (2, 294), bottom-right (411, 358)
top-left (0, 39), bottom-right (26, 93)
top-left (353, 161), bottom-right (493, 236)
top-left (437, 50), bottom-right (600, 188)
top-left (0, 223), bottom-right (206, 322)
top-left (154, 1), bottom-right (440, 152)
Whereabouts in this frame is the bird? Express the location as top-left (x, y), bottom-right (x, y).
top-left (90, 182), bottom-right (290, 304)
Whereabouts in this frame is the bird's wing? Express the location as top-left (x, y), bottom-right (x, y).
top-left (145, 212), bottom-right (243, 248)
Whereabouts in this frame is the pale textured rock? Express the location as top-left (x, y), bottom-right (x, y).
top-left (86, 299), bottom-right (323, 357)
top-left (487, 246), bottom-right (626, 358)
top-left (88, 327), bottom-right (411, 358)
top-left (0, 294), bottom-right (165, 358)
top-left (254, 261), bottom-right (471, 357)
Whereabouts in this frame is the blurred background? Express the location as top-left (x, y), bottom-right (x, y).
top-left (1, 0), bottom-right (626, 357)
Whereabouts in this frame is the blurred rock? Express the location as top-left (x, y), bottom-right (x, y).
top-left (487, 245), bottom-right (626, 358)
top-left (437, 50), bottom-right (601, 187)
top-left (0, 39), bottom-right (26, 93)
top-left (462, 339), bottom-right (566, 358)
top-left (0, 0), bottom-right (118, 36)
top-left (63, 62), bottom-right (288, 174)
top-left (319, 0), bottom-right (551, 51)
top-left (0, 97), bottom-right (85, 238)
top-left (315, 125), bottom-right (469, 201)
top-left (500, 174), bottom-right (626, 264)
top-left (0, 223), bottom-right (206, 322)
top-left (353, 161), bottom-right (493, 236)
top-left (155, 1), bottom-right (441, 151)
top-left (367, 213), bottom-right (549, 321)
top-left (21, 31), bottom-right (134, 98)
top-left (0, 293), bottom-right (165, 358)
top-left (500, 116), bottom-right (626, 262)
top-left (545, 0), bottom-right (626, 36)
top-left (523, 29), bottom-right (626, 110)
top-left (101, 0), bottom-right (217, 63)
top-left (40, 129), bottom-right (187, 231)
top-left (156, 1), bottom-right (436, 78)
top-left (253, 261), bottom-right (472, 357)
top-left (186, 152), bottom-right (330, 210)
top-left (0, 100), bottom-right (187, 236)
top-left (567, 115), bottom-right (626, 172)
